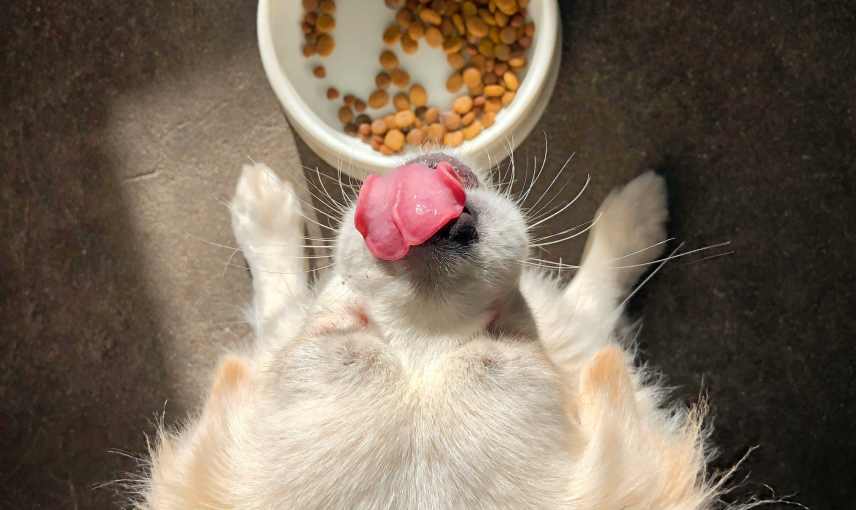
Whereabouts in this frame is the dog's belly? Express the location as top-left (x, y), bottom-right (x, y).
top-left (240, 335), bottom-right (573, 509)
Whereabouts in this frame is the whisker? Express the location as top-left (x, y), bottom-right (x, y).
top-left (677, 250), bottom-right (735, 266)
top-left (619, 242), bottom-right (686, 309)
top-left (527, 174), bottom-right (592, 230)
top-left (612, 241), bottom-right (732, 269)
top-left (611, 238), bottom-right (676, 261)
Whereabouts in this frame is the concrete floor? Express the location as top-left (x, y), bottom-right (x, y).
top-left (1, 1), bottom-right (854, 508)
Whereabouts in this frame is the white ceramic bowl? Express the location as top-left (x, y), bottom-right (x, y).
top-left (258, 0), bottom-right (561, 178)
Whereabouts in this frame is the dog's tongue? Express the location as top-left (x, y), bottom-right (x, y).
top-left (355, 161), bottom-right (465, 261)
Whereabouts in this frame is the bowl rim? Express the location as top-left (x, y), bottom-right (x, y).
top-left (257, 0), bottom-right (559, 171)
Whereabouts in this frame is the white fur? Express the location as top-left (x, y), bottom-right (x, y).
top-left (135, 159), bottom-right (730, 510)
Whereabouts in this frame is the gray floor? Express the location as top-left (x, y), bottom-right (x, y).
top-left (2, 1), bottom-right (854, 508)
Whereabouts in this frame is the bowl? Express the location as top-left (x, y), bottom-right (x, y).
top-left (258, 0), bottom-right (561, 178)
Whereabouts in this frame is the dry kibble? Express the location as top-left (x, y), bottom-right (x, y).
top-left (316, 34), bottom-right (335, 56)
top-left (483, 72), bottom-right (498, 85)
top-left (380, 50), bottom-right (399, 70)
top-left (401, 34), bottom-right (419, 53)
top-left (484, 84), bottom-right (504, 97)
top-left (481, 111), bottom-right (496, 128)
top-left (484, 97), bottom-right (502, 112)
top-left (396, 8), bottom-right (413, 28)
top-left (500, 26), bottom-right (517, 44)
top-left (501, 90), bottom-right (516, 106)
top-left (427, 123), bottom-right (446, 143)
top-left (446, 72), bottom-right (463, 92)
top-left (425, 107), bottom-right (439, 124)
top-left (303, 0), bottom-right (318, 10)
top-left (444, 112), bottom-right (462, 130)
top-left (406, 128), bottom-right (425, 145)
top-left (376, 71), bottom-right (391, 89)
top-left (463, 120), bottom-right (483, 140)
top-left (355, 113), bottom-right (371, 126)
top-left (338, 106), bottom-right (353, 124)
top-left (461, 111), bottom-right (476, 126)
top-left (371, 135), bottom-right (384, 151)
top-left (369, 89), bottom-right (389, 109)
top-left (473, 95), bottom-right (486, 107)
top-left (344, 122), bottom-right (358, 135)
top-left (447, 52), bottom-right (466, 70)
top-left (510, 14), bottom-right (524, 27)
top-left (420, 8), bottom-right (443, 25)
top-left (319, 0), bottom-right (335, 14)
top-left (409, 84), bottom-right (428, 106)
top-left (343, 94), bottom-right (355, 106)
top-left (414, 106), bottom-right (428, 119)
top-left (452, 13), bottom-right (466, 34)
top-left (443, 36), bottom-right (464, 54)
top-left (326, 87), bottom-right (339, 100)
top-left (302, 44), bottom-right (315, 57)
top-left (383, 24), bottom-right (401, 44)
top-left (358, 123), bottom-right (372, 137)
top-left (525, 21), bottom-right (536, 37)
top-left (316, 13), bottom-right (335, 32)
top-left (408, 21), bottom-right (424, 39)
top-left (371, 119), bottom-right (388, 135)
top-left (462, 67), bottom-right (482, 88)
top-left (380, 144), bottom-right (396, 155)
top-left (391, 68), bottom-right (410, 86)
top-left (384, 129), bottom-right (406, 151)
top-left (384, 114), bottom-right (397, 129)
top-left (494, 62), bottom-right (508, 76)
top-left (494, 43), bottom-right (511, 61)
top-left (313, 65), bottom-right (326, 78)
top-left (395, 110), bottom-right (416, 128)
top-left (443, 130), bottom-right (464, 147)
top-left (461, 1), bottom-right (478, 17)
top-left (495, 0), bottom-right (518, 16)
top-left (509, 54), bottom-right (526, 68)
top-left (425, 26), bottom-right (444, 47)
top-left (393, 93), bottom-right (410, 110)
top-left (518, 36), bottom-right (532, 49)
top-left (495, 11), bottom-right (509, 27)
top-left (503, 71), bottom-right (519, 91)
top-left (354, 99), bottom-right (367, 113)
top-left (465, 16), bottom-right (489, 38)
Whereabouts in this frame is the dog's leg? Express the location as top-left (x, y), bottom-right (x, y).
top-left (539, 172), bottom-right (669, 367)
top-left (230, 163), bottom-right (308, 342)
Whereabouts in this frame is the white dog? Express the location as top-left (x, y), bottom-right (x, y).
top-left (134, 153), bottom-right (735, 509)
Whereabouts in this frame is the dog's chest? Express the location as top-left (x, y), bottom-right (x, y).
top-left (252, 336), bottom-right (572, 508)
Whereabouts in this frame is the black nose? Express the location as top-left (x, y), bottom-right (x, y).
top-left (431, 208), bottom-right (478, 246)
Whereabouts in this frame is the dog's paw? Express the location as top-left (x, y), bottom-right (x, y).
top-left (230, 163), bottom-right (303, 259)
top-left (586, 172), bottom-right (669, 272)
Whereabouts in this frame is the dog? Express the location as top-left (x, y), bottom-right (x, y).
top-left (133, 152), bottom-right (734, 509)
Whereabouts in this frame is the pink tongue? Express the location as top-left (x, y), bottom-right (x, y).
top-left (355, 162), bottom-right (466, 261)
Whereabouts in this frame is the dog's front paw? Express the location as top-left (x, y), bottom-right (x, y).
top-left (585, 172), bottom-right (669, 277)
top-left (230, 163), bottom-right (303, 262)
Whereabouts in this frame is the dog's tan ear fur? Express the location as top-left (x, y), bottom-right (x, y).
top-left (570, 345), bottom-right (713, 510)
top-left (142, 355), bottom-right (251, 510)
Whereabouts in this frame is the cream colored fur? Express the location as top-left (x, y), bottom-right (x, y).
top-left (135, 159), bottom-right (730, 509)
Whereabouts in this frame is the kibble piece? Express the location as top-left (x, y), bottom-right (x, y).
top-left (316, 13), bottom-right (335, 33)
top-left (391, 68), bottom-right (410, 86)
top-left (444, 112), bottom-right (462, 130)
top-left (461, 1), bottom-right (478, 17)
top-left (478, 39), bottom-right (494, 57)
top-left (510, 14), bottom-right (524, 27)
top-left (414, 106), bottom-right (428, 119)
top-left (395, 110), bottom-right (415, 128)
top-left (326, 87), bottom-right (339, 100)
top-left (401, 34), bottom-right (419, 53)
top-left (425, 107), bottom-right (439, 124)
top-left (473, 95), bottom-right (486, 107)
top-left (385, 129), bottom-right (406, 151)
top-left (419, 8), bottom-right (442, 25)
top-left (371, 119), bottom-right (388, 135)
top-left (370, 135), bottom-right (383, 151)
top-left (338, 106), bottom-right (353, 124)
top-left (343, 94), bottom-right (355, 106)
top-left (303, 0), bottom-right (318, 10)
top-left (409, 84), bottom-right (428, 107)
top-left (463, 120), bottom-right (483, 140)
top-left (316, 34), bottom-right (335, 56)
top-left (462, 111), bottom-right (476, 126)
top-left (427, 123), bottom-right (446, 143)
top-left (447, 52), bottom-right (466, 70)
top-left (494, 62), bottom-right (508, 76)
top-left (443, 130), bottom-right (464, 147)
top-left (495, 11), bottom-right (509, 27)
top-left (408, 21), bottom-right (424, 39)
top-left (465, 16), bottom-right (489, 38)
top-left (484, 85), bottom-right (505, 97)
top-left (446, 72), bottom-right (464, 92)
top-left (355, 113), bottom-right (371, 126)
top-left (509, 54), bottom-right (526, 68)
top-left (354, 99), bottom-right (367, 113)
top-left (481, 111), bottom-right (496, 128)
top-left (344, 122), bottom-right (358, 135)
top-left (443, 36), bottom-right (464, 54)
top-left (384, 114), bottom-right (397, 129)
top-left (463, 68), bottom-right (482, 90)
top-left (302, 44), bottom-right (316, 57)
top-left (518, 36), bottom-right (532, 49)
top-left (519, 0), bottom-right (530, 7)
top-left (480, 9), bottom-right (497, 27)
top-left (313, 65), bottom-right (326, 78)
top-left (494, 43), bottom-right (511, 61)
top-left (495, 0), bottom-right (518, 16)
top-left (319, 0), bottom-right (336, 14)
top-left (369, 89), bottom-right (389, 109)
top-left (484, 97), bottom-right (502, 112)
top-left (380, 144), bottom-right (396, 155)
top-left (380, 50), bottom-right (399, 70)
top-left (452, 13), bottom-right (466, 34)
top-left (499, 26), bottom-right (517, 44)
top-left (470, 54), bottom-right (486, 70)
top-left (501, 90), bottom-right (516, 106)
top-left (376, 71), bottom-right (391, 89)
top-left (524, 21), bottom-right (535, 37)
top-left (393, 93), bottom-right (410, 111)
top-left (407, 128), bottom-right (425, 145)
top-left (383, 24), bottom-right (401, 45)
top-left (503, 71), bottom-right (519, 91)
top-left (425, 26), bottom-right (444, 47)
top-left (396, 8), bottom-right (413, 28)
top-left (358, 123), bottom-right (372, 137)
top-left (483, 72), bottom-right (498, 85)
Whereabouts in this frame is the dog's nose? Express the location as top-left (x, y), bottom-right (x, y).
top-left (433, 208), bottom-right (478, 246)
